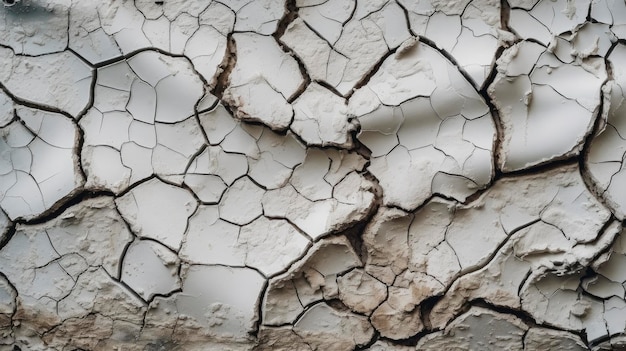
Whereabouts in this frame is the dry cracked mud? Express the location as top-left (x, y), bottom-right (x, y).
top-left (1, 0), bottom-right (626, 350)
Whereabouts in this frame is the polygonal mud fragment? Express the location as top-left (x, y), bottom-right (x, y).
top-left (134, 0), bottom-right (216, 21)
top-left (121, 239), bottom-right (181, 301)
top-left (198, 2), bottom-right (237, 36)
top-left (40, 267), bottom-right (145, 346)
top-left (224, 33), bottom-right (304, 130)
top-left (128, 52), bottom-right (203, 123)
top-left (176, 265), bottom-right (265, 339)
top-left (0, 228), bottom-right (68, 326)
top-left (239, 217), bottom-right (309, 276)
top-left (591, 0), bottom-right (626, 39)
top-left (263, 236), bottom-right (361, 326)
top-left (490, 40), bottom-right (606, 171)
top-left (116, 178), bottom-right (197, 250)
top-left (395, 270), bottom-right (445, 306)
top-left (592, 336), bottom-right (626, 351)
top-left (95, 0), bottom-right (150, 53)
top-left (574, 229), bottom-right (626, 342)
top-left (35, 196), bottom-right (133, 279)
top-left (171, 24), bottom-right (228, 87)
top-left (583, 274), bottom-right (625, 300)
top-left (97, 0), bottom-right (229, 84)
top-left (422, 166), bottom-right (610, 282)
top-left (218, 176), bottom-right (265, 225)
top-left (141, 117), bottom-right (206, 182)
top-left (364, 163), bottom-right (610, 331)
top-left (568, 22), bottom-right (615, 59)
top-left (183, 173), bottom-right (227, 203)
top-left (291, 83), bottom-right (355, 148)
top-left (187, 145), bottom-right (248, 187)
top-left (0, 212), bottom-right (136, 330)
top-left (0, 90), bottom-right (14, 128)
top-left (138, 295), bottom-right (179, 342)
top-left (282, 0), bottom-right (411, 95)
top-left (279, 17), bottom-right (346, 88)
top-left (362, 207), bottom-right (412, 278)
top-left (260, 186), bottom-right (335, 239)
top-left (350, 41), bottom-right (495, 210)
top-left (586, 43), bottom-right (626, 219)
top-left (520, 270), bottom-right (611, 344)
top-left (0, 0), bottom-right (69, 55)
top-left (429, 220), bottom-right (620, 329)
top-left (248, 129), bottom-right (307, 189)
top-left (0, 48), bottom-right (93, 118)
top-left (219, 122), bottom-right (262, 158)
top-left (399, 0), bottom-right (504, 87)
top-left (436, 163), bottom-right (608, 276)
top-left (180, 205), bottom-right (245, 266)
top-left (509, 0), bottom-right (589, 45)
top-left (262, 280), bottom-right (304, 327)
top-left (364, 340), bottom-right (413, 351)
top-left (81, 51), bottom-right (205, 193)
top-left (524, 328), bottom-right (588, 350)
top-left (523, 271), bottom-right (600, 333)
top-left (0, 224), bottom-right (146, 347)
top-left (0, 107), bottom-right (83, 220)
top-left (289, 148), bottom-right (334, 201)
top-left (220, 0), bottom-right (283, 34)
top-left (417, 307), bottom-right (528, 350)
top-left (263, 149), bottom-right (375, 239)
top-left (292, 302), bottom-right (374, 349)
top-left (371, 299), bottom-right (423, 340)
top-left (42, 314), bottom-right (115, 351)
top-left (198, 103), bottom-right (238, 144)
top-left (69, 0), bottom-right (123, 64)
top-left (254, 327), bottom-right (319, 351)
top-left (0, 273), bottom-right (16, 342)
top-left (337, 269), bottom-right (387, 315)
top-left (295, 0), bottom-right (356, 45)
top-left (407, 198), bottom-right (459, 286)
top-left (57, 264), bottom-right (145, 322)
top-left (141, 297), bottom-right (258, 350)
top-left (604, 296), bottom-right (626, 338)
top-left (591, 233), bottom-right (626, 291)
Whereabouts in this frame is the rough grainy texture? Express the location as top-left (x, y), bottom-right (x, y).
top-left (2, 0), bottom-right (626, 350)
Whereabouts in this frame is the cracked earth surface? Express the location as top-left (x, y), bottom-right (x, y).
top-left (1, 0), bottom-right (626, 350)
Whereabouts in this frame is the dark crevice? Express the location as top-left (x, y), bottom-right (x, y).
top-left (479, 44), bottom-right (506, 176)
top-left (273, 0), bottom-right (312, 104)
top-left (381, 328), bottom-right (434, 347)
top-left (250, 279), bottom-right (269, 338)
top-left (0, 81), bottom-right (79, 120)
top-left (74, 108), bottom-right (88, 182)
top-left (496, 155), bottom-right (580, 178)
top-left (343, 46), bottom-right (399, 100)
top-left (0, 219), bottom-right (16, 252)
top-left (418, 36), bottom-right (481, 91)
top-left (420, 294), bottom-right (444, 331)
top-left (12, 189), bottom-right (115, 226)
top-left (211, 33), bottom-right (236, 100)
top-left (579, 42), bottom-right (616, 214)
top-left (353, 330), bottom-right (380, 350)
top-left (469, 299), bottom-right (543, 328)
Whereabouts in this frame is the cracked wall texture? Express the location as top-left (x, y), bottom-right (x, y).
top-left (1, 0), bottom-right (626, 350)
